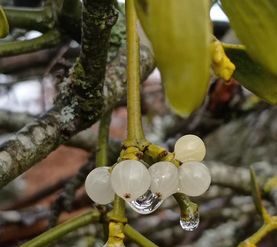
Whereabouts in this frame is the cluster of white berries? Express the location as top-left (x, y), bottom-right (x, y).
top-left (85, 135), bottom-right (211, 209)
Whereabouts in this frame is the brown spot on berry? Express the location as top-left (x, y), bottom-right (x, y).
top-left (124, 193), bottom-right (131, 199)
top-left (136, 152), bottom-right (143, 159)
top-left (156, 192), bottom-right (162, 198)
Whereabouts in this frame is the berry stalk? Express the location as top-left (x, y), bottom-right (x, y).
top-left (125, 0), bottom-right (146, 145)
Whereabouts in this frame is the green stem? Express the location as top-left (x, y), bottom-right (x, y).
top-left (108, 195), bottom-right (126, 223)
top-left (4, 6), bottom-right (54, 31)
top-left (126, 0), bottom-right (146, 143)
top-left (0, 30), bottom-right (62, 57)
top-left (124, 224), bottom-right (158, 247)
top-left (248, 223), bottom-right (276, 244)
top-left (20, 210), bottom-right (100, 247)
top-left (96, 111), bottom-right (112, 167)
top-left (113, 195), bottom-right (126, 220)
top-left (174, 193), bottom-right (198, 217)
top-left (106, 195), bottom-right (126, 245)
top-left (239, 217), bottom-right (277, 246)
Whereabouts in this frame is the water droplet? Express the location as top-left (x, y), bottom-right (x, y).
top-left (180, 210), bottom-right (200, 231)
top-left (128, 190), bottom-right (163, 214)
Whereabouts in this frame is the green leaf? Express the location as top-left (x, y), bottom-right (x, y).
top-left (135, 0), bottom-right (211, 117)
top-left (249, 167), bottom-right (263, 217)
top-left (221, 0), bottom-right (277, 75)
top-left (0, 6), bottom-right (9, 38)
top-left (224, 44), bottom-right (277, 104)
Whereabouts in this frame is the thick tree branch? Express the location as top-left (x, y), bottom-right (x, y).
top-left (0, 110), bottom-right (63, 187)
top-left (0, 4), bottom-right (154, 189)
top-left (0, 111), bottom-right (99, 151)
top-left (0, 0), bottom-right (118, 188)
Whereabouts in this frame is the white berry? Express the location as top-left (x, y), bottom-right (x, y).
top-left (85, 167), bottom-right (115, 205)
top-left (174, 134), bottom-right (206, 162)
top-left (148, 161), bottom-right (178, 199)
top-left (178, 162), bottom-right (211, 196)
top-left (110, 160), bottom-right (151, 202)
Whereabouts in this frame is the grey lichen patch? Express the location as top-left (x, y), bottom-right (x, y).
top-left (59, 77), bottom-right (72, 100)
top-left (61, 106), bottom-right (76, 124)
top-left (17, 134), bottom-right (35, 150)
top-left (32, 126), bottom-right (47, 145)
top-left (0, 151), bottom-right (12, 174)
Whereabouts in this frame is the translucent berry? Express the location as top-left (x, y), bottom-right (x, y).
top-left (179, 162), bottom-right (211, 196)
top-left (148, 161), bottom-right (178, 200)
top-left (85, 167), bottom-right (115, 205)
top-left (110, 160), bottom-right (151, 202)
top-left (174, 134), bottom-right (206, 162)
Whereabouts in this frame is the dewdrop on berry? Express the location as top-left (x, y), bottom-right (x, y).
top-left (110, 160), bottom-right (151, 202)
top-left (178, 161), bottom-right (211, 197)
top-left (174, 134), bottom-right (206, 162)
top-left (85, 167), bottom-right (115, 205)
top-left (148, 161), bottom-right (179, 200)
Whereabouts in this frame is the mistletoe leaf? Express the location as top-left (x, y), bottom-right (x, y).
top-left (135, 0), bottom-right (211, 117)
top-left (0, 6), bottom-right (9, 38)
top-left (224, 44), bottom-right (277, 104)
top-left (221, 0), bottom-right (277, 75)
top-left (249, 167), bottom-right (263, 217)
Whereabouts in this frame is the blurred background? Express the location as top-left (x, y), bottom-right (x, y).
top-left (0, 1), bottom-right (276, 246)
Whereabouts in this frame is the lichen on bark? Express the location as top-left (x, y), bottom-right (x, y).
top-left (0, 0), bottom-right (119, 188)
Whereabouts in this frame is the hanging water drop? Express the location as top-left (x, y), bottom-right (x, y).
top-left (179, 209), bottom-right (200, 231)
top-left (128, 190), bottom-right (163, 214)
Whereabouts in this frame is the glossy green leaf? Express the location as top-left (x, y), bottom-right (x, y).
top-left (221, 0), bottom-right (277, 75)
top-left (0, 6), bottom-right (9, 38)
top-left (224, 44), bottom-right (277, 104)
top-left (135, 0), bottom-right (210, 117)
